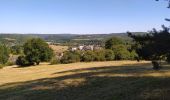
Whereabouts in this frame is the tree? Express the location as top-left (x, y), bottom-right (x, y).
top-left (105, 37), bottom-right (132, 60)
top-left (81, 51), bottom-right (95, 62)
top-left (94, 50), bottom-right (106, 61)
top-left (130, 50), bottom-right (138, 60)
top-left (128, 25), bottom-right (170, 69)
top-left (10, 45), bottom-right (23, 55)
top-left (105, 37), bottom-right (124, 49)
top-left (113, 45), bottom-right (131, 60)
top-left (61, 51), bottom-right (80, 64)
top-left (16, 56), bottom-right (30, 66)
top-left (105, 49), bottom-right (115, 61)
top-left (0, 44), bottom-right (10, 64)
top-left (17, 38), bottom-right (54, 66)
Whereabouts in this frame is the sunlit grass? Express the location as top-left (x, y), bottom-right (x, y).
top-left (1, 61), bottom-right (170, 100)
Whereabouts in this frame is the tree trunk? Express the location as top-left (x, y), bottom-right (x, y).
top-left (152, 60), bottom-right (161, 70)
top-left (36, 62), bottom-right (40, 65)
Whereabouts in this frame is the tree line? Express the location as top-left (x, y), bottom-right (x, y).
top-left (1, 26), bottom-right (170, 69)
top-left (0, 36), bottom-right (138, 68)
top-left (50, 37), bottom-right (138, 64)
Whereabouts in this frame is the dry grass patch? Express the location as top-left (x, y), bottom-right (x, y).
top-left (49, 45), bottom-right (68, 53)
top-left (1, 61), bottom-right (170, 100)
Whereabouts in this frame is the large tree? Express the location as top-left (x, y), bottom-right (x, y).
top-left (17, 38), bottom-right (53, 66)
top-left (128, 25), bottom-right (170, 69)
top-left (0, 44), bottom-right (10, 65)
top-left (105, 37), bottom-right (136, 60)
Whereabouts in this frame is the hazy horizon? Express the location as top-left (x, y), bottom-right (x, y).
top-left (0, 0), bottom-right (169, 34)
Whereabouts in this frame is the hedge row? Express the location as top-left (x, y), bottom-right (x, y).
top-left (51, 49), bottom-right (138, 64)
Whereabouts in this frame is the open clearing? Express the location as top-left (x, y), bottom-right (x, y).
top-left (1, 61), bottom-right (170, 100)
top-left (49, 45), bottom-right (68, 53)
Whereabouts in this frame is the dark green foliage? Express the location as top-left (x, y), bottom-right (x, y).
top-left (128, 26), bottom-right (170, 61)
top-left (16, 38), bottom-right (54, 66)
top-left (10, 45), bottom-right (23, 55)
top-left (105, 49), bottom-right (115, 61)
top-left (24, 38), bottom-right (54, 64)
top-left (105, 37), bottom-right (124, 49)
top-left (16, 56), bottom-right (31, 66)
top-left (0, 44), bottom-right (10, 64)
top-left (81, 51), bottom-right (95, 62)
top-left (105, 37), bottom-right (134, 60)
top-left (113, 45), bottom-right (131, 60)
top-left (128, 26), bottom-right (170, 69)
top-left (61, 51), bottom-right (81, 64)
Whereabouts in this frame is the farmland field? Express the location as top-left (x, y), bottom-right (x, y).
top-left (1, 61), bottom-right (170, 100)
top-left (49, 45), bottom-right (68, 53)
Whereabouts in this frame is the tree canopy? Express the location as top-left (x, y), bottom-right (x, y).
top-left (16, 38), bottom-right (54, 66)
top-left (128, 25), bottom-right (170, 61)
top-left (0, 44), bottom-right (10, 65)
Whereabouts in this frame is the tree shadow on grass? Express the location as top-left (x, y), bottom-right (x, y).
top-left (1, 63), bottom-right (170, 100)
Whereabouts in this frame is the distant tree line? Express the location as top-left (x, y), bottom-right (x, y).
top-left (51, 37), bottom-right (138, 65)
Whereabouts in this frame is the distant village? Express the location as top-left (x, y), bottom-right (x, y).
top-left (69, 45), bottom-right (103, 51)
top-left (47, 42), bottom-right (103, 59)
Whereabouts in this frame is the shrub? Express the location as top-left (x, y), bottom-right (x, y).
top-left (81, 51), bottom-right (95, 62)
top-left (105, 49), bottom-right (115, 61)
top-left (50, 57), bottom-right (61, 65)
top-left (113, 45), bottom-right (131, 60)
top-left (94, 50), bottom-right (106, 61)
top-left (105, 37), bottom-right (124, 49)
top-left (129, 50), bottom-right (138, 60)
top-left (6, 61), bottom-right (15, 66)
top-left (61, 51), bottom-right (80, 64)
top-left (0, 44), bottom-right (10, 65)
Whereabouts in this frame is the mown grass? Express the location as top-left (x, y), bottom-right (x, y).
top-left (1, 61), bottom-right (170, 100)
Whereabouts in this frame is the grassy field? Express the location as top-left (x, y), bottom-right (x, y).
top-left (1, 61), bottom-right (170, 100)
top-left (49, 45), bottom-right (68, 53)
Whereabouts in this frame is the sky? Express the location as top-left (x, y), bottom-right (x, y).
top-left (0, 0), bottom-right (169, 34)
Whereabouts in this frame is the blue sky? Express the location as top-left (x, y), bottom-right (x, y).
top-left (0, 0), bottom-right (169, 34)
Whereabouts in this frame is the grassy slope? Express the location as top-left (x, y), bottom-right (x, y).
top-left (1, 61), bottom-right (170, 100)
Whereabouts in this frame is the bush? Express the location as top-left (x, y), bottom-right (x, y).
top-left (129, 50), bottom-right (138, 60)
top-left (6, 61), bottom-right (15, 66)
top-left (105, 37), bottom-right (124, 49)
top-left (61, 51), bottom-right (81, 64)
top-left (0, 44), bottom-right (10, 64)
top-left (50, 57), bottom-right (61, 65)
top-left (105, 49), bottom-right (115, 61)
top-left (94, 50), bottom-right (106, 61)
top-left (113, 45), bottom-right (131, 60)
top-left (10, 45), bottom-right (23, 55)
top-left (81, 51), bottom-right (95, 62)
